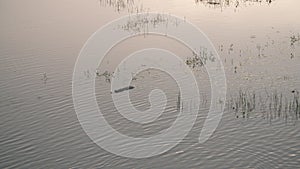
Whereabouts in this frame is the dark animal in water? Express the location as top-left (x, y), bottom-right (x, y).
top-left (114, 86), bottom-right (135, 93)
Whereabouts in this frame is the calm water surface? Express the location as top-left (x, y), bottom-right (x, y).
top-left (1, 0), bottom-right (300, 168)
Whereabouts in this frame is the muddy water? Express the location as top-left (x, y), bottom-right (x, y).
top-left (1, 0), bottom-right (300, 168)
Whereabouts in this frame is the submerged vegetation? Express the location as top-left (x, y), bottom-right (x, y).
top-left (99, 0), bottom-right (275, 13)
top-left (195, 0), bottom-right (274, 9)
top-left (117, 13), bottom-right (182, 34)
top-left (96, 70), bottom-right (114, 83)
top-left (290, 34), bottom-right (300, 46)
top-left (99, 0), bottom-right (140, 13)
top-left (97, 0), bottom-right (299, 124)
top-left (227, 90), bottom-right (300, 122)
top-left (186, 49), bottom-right (216, 69)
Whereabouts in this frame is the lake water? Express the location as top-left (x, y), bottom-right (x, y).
top-left (1, 0), bottom-right (300, 168)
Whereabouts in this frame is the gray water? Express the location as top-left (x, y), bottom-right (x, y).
top-left (1, 0), bottom-right (300, 168)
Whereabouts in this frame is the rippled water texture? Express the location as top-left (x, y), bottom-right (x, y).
top-left (1, 0), bottom-right (300, 168)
